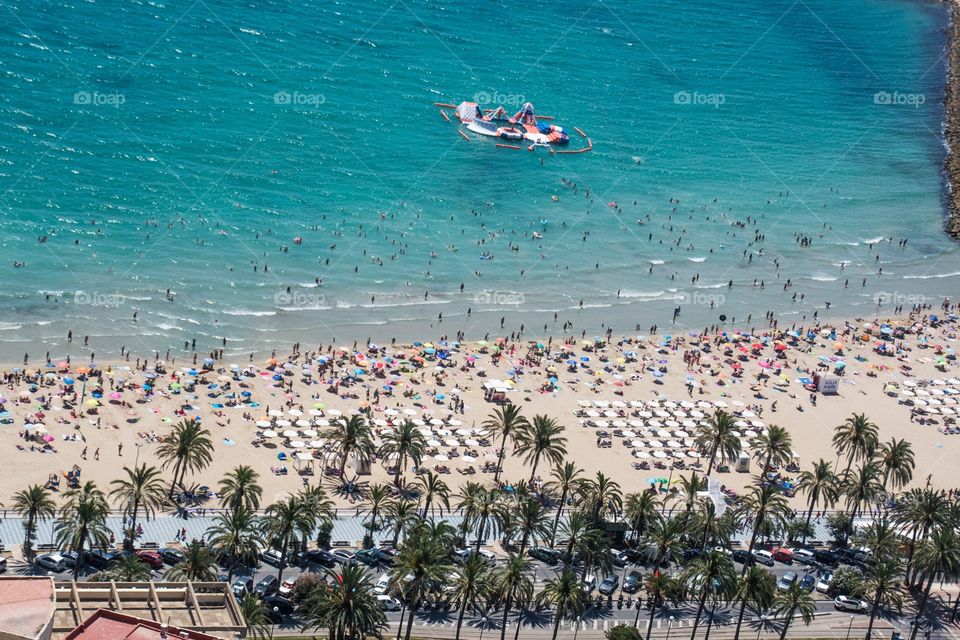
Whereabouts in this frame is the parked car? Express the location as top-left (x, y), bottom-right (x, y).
top-left (712, 546), bottom-right (733, 558)
top-left (297, 549), bottom-right (337, 568)
top-left (254, 575), bottom-right (278, 597)
top-left (62, 551), bottom-right (79, 569)
top-left (682, 548), bottom-right (702, 562)
top-left (231, 576), bottom-right (253, 598)
top-left (529, 546), bottom-right (562, 565)
top-left (598, 575), bottom-right (619, 596)
top-left (732, 550), bottom-right (752, 565)
top-left (261, 549), bottom-right (284, 567)
top-left (36, 553), bottom-right (67, 572)
top-left (793, 548), bottom-right (816, 566)
top-left (376, 595), bottom-right (402, 611)
top-left (374, 574), bottom-right (392, 596)
top-left (751, 550), bottom-right (774, 566)
top-left (777, 571), bottom-right (798, 590)
top-left (355, 548), bottom-right (390, 566)
top-left (834, 595), bottom-right (869, 613)
top-left (278, 578), bottom-right (296, 597)
top-left (0, 557), bottom-right (6, 573)
top-left (799, 574), bottom-right (817, 592)
top-left (815, 549), bottom-right (840, 567)
top-left (158, 548), bottom-right (185, 566)
top-left (582, 575), bottom-right (597, 595)
top-left (772, 548), bottom-right (794, 564)
top-left (622, 570), bottom-right (642, 594)
top-left (87, 550), bottom-right (119, 570)
top-left (610, 549), bottom-right (631, 567)
top-left (135, 550), bottom-right (164, 570)
top-left (263, 595), bottom-right (294, 621)
top-left (331, 549), bottom-right (356, 564)
top-left (816, 571), bottom-right (834, 594)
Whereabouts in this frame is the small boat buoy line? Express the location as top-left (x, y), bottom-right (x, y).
top-left (434, 99), bottom-right (592, 154)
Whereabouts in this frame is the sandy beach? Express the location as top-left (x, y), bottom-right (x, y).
top-left (1, 307), bottom-right (958, 509)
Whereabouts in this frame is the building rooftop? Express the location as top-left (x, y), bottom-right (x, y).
top-left (62, 609), bottom-right (226, 640)
top-left (0, 576), bottom-right (55, 640)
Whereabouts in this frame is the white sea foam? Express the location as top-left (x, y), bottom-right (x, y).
top-left (903, 271), bottom-right (960, 280)
top-left (687, 257), bottom-right (706, 263)
top-left (224, 309), bottom-right (276, 316)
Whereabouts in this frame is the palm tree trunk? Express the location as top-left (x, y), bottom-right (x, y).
top-left (550, 603), bottom-right (563, 640)
top-left (866, 594), bottom-right (880, 640)
top-left (128, 496), bottom-right (140, 551)
top-left (801, 499), bottom-right (815, 545)
top-left (777, 608), bottom-right (794, 640)
top-left (475, 515), bottom-right (488, 553)
top-left (494, 435), bottom-right (508, 483)
top-left (394, 458), bottom-right (402, 486)
top-left (706, 444), bottom-right (718, 476)
top-left (549, 492), bottom-right (566, 548)
top-left (733, 598), bottom-right (749, 640)
top-left (528, 455), bottom-right (540, 485)
top-left (499, 596), bottom-right (512, 640)
top-left (403, 603), bottom-right (416, 640)
top-left (688, 589), bottom-right (708, 640)
top-left (395, 604), bottom-right (406, 640)
top-left (704, 601), bottom-right (717, 640)
top-left (512, 607), bottom-right (524, 640)
top-left (644, 599), bottom-right (657, 636)
top-left (276, 532), bottom-right (290, 585)
top-left (455, 598), bottom-right (467, 640)
top-left (25, 514), bottom-right (36, 560)
top-left (909, 575), bottom-right (934, 640)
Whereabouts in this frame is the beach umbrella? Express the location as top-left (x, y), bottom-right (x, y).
top-left (256, 420), bottom-right (271, 427)
top-left (261, 429), bottom-right (277, 438)
top-left (290, 440), bottom-right (305, 448)
top-left (282, 429), bottom-right (298, 438)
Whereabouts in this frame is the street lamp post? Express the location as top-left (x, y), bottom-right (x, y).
top-left (572, 617), bottom-right (582, 640)
top-left (478, 616), bottom-right (488, 640)
top-left (666, 615), bottom-right (675, 640)
top-left (845, 614), bottom-right (855, 640)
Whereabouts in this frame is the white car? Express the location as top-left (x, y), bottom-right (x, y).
top-left (374, 574), bottom-right (391, 596)
top-left (712, 546), bottom-right (733, 557)
top-left (816, 571), bottom-right (833, 594)
top-left (751, 550), bottom-right (774, 566)
top-left (36, 553), bottom-right (67, 573)
top-left (376, 595), bottom-right (402, 611)
top-left (834, 595), bottom-right (868, 613)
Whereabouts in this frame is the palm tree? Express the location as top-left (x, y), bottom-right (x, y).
top-left (772, 581), bottom-right (815, 640)
top-left (218, 465), bottom-right (263, 512)
top-left (894, 488), bottom-right (950, 584)
top-left (855, 519), bottom-right (900, 561)
top-left (843, 462), bottom-right (882, 541)
top-left (454, 481), bottom-right (483, 547)
top-left (696, 410), bottom-right (742, 475)
top-left (12, 485), bottom-right (55, 561)
top-left (111, 553), bottom-right (153, 581)
top-left (671, 472), bottom-right (706, 517)
top-left (732, 565), bottom-right (775, 640)
top-left (323, 415), bottom-right (375, 477)
top-left (450, 555), bottom-right (492, 640)
top-left (513, 415), bottom-right (567, 484)
top-left (641, 570), bottom-right (674, 637)
top-left (582, 471), bottom-right (622, 525)
top-left (379, 420), bottom-right (427, 485)
top-left (464, 485), bottom-right (501, 553)
top-left (736, 483), bottom-right (790, 573)
top-left (797, 458), bottom-right (838, 543)
top-left (206, 506), bottom-right (264, 581)
top-left (538, 568), bottom-right (588, 640)
top-left (862, 558), bottom-right (904, 640)
top-left (832, 413), bottom-right (878, 474)
top-left (876, 438), bottom-right (914, 492)
top-left (54, 481), bottom-right (111, 577)
top-left (295, 483), bottom-right (334, 549)
top-left (360, 483), bottom-right (394, 546)
top-left (109, 463), bottom-right (166, 551)
top-left (493, 552), bottom-right (534, 640)
top-left (750, 424), bottom-right (793, 474)
top-left (156, 419), bottom-right (214, 497)
top-left (238, 593), bottom-right (271, 640)
top-left (558, 511), bottom-right (600, 565)
top-left (513, 497), bottom-right (550, 553)
top-left (302, 563), bottom-right (387, 640)
top-left (623, 490), bottom-right (659, 544)
top-left (385, 498), bottom-right (420, 547)
top-left (391, 523), bottom-right (454, 640)
top-left (909, 527), bottom-right (960, 640)
top-left (683, 550), bottom-right (736, 640)
top-left (262, 493), bottom-right (313, 585)
top-left (483, 404), bottom-right (529, 483)
top-left (643, 514), bottom-right (685, 568)
top-left (415, 470), bottom-right (450, 519)
top-left (544, 462), bottom-right (584, 546)
top-left (166, 540), bottom-right (217, 581)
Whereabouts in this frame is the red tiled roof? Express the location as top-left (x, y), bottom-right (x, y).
top-left (0, 576), bottom-right (55, 640)
top-left (64, 610), bottom-right (224, 640)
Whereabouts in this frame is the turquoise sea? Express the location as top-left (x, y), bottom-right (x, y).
top-left (0, 0), bottom-right (958, 360)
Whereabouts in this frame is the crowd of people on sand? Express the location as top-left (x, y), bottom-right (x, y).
top-left (0, 299), bottom-right (958, 503)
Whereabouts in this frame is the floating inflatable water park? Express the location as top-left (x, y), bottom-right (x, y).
top-left (434, 100), bottom-right (592, 154)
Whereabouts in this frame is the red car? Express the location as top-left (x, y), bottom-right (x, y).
top-left (135, 550), bottom-right (164, 570)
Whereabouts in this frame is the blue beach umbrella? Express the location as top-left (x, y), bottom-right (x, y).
top-left (63, 378), bottom-right (74, 385)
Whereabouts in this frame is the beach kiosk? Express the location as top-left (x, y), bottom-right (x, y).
top-left (735, 451), bottom-right (751, 473)
top-left (483, 379), bottom-right (511, 403)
